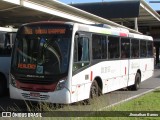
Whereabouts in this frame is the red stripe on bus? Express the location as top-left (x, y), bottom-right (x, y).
top-left (120, 33), bottom-right (128, 37)
top-left (90, 71), bottom-right (93, 81)
top-left (145, 64), bottom-right (147, 71)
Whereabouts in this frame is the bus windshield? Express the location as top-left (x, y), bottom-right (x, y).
top-left (11, 24), bottom-right (72, 75)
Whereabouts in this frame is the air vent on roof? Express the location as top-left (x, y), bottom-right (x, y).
top-left (92, 24), bottom-right (129, 33)
top-left (91, 24), bottom-right (112, 28)
top-left (111, 27), bottom-right (129, 33)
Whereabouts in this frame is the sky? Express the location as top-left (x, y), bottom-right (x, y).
top-left (59, 0), bottom-right (160, 10)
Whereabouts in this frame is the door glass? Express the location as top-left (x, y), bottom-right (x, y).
top-left (73, 36), bottom-right (90, 72)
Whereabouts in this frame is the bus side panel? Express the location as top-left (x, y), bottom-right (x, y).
top-left (101, 60), bottom-right (129, 93)
top-left (145, 58), bottom-right (154, 79)
top-left (71, 67), bottom-right (91, 102)
top-left (71, 60), bottom-right (124, 102)
top-left (90, 61), bottom-right (122, 94)
top-left (119, 60), bottom-right (129, 89)
top-left (128, 59), bottom-right (141, 86)
top-left (72, 60), bottom-right (129, 97)
top-left (140, 58), bottom-right (154, 82)
top-left (128, 58), bottom-right (154, 87)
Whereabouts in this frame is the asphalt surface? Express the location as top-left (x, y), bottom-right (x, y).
top-left (0, 69), bottom-right (160, 112)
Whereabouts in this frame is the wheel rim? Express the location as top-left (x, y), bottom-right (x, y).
top-left (91, 82), bottom-right (98, 98)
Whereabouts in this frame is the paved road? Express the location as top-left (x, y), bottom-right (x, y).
top-left (0, 69), bottom-right (160, 112)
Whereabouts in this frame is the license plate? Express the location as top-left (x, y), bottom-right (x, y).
top-left (30, 92), bottom-right (40, 97)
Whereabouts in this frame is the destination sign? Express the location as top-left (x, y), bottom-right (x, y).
top-left (23, 28), bottom-right (66, 35)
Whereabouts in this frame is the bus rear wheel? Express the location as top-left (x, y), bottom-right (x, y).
top-left (131, 73), bottom-right (141, 91)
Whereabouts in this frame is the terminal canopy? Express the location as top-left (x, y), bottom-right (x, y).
top-left (72, 0), bottom-right (140, 18)
top-left (71, 0), bottom-right (160, 27)
top-left (0, 0), bottom-right (159, 34)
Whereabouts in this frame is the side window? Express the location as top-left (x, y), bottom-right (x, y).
top-left (4, 33), bottom-right (12, 55)
top-left (74, 37), bottom-right (89, 62)
top-left (121, 38), bottom-right (130, 59)
top-left (73, 33), bottom-right (90, 72)
top-left (0, 32), bottom-right (12, 56)
top-left (108, 36), bottom-right (120, 59)
top-left (147, 41), bottom-right (153, 57)
top-left (131, 39), bottom-right (139, 58)
top-left (92, 34), bottom-right (107, 59)
top-left (0, 33), bottom-right (5, 56)
top-left (140, 40), bottom-right (147, 57)
top-left (79, 37), bottom-right (89, 61)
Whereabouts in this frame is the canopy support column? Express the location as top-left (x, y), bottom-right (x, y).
top-left (134, 17), bottom-right (138, 32)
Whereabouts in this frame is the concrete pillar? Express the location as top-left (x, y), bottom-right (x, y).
top-left (134, 18), bottom-right (138, 32)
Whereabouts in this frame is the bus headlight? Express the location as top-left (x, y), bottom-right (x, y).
top-left (10, 74), bottom-right (17, 87)
top-left (56, 79), bottom-right (66, 91)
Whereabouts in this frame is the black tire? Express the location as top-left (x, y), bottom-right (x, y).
top-left (132, 73), bottom-right (141, 91)
top-left (90, 80), bottom-right (99, 98)
top-left (82, 80), bottom-right (99, 105)
top-left (83, 80), bottom-right (101, 105)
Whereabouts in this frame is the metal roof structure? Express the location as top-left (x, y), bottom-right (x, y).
top-left (72, 1), bottom-right (140, 19)
top-left (0, 0), bottom-right (160, 34)
top-left (121, 0), bottom-right (160, 26)
top-left (71, 0), bottom-right (160, 27)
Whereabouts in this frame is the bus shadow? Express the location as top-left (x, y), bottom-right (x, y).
top-left (155, 75), bottom-right (160, 78)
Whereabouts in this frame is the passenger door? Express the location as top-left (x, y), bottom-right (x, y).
top-left (71, 32), bottom-right (91, 102)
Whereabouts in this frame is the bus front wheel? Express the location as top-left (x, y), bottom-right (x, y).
top-left (90, 80), bottom-right (99, 98)
top-left (83, 80), bottom-right (99, 105)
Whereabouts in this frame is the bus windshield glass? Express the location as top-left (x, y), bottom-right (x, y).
top-left (12, 24), bottom-right (72, 75)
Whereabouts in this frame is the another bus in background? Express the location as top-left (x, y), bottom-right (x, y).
top-left (0, 27), bottom-right (17, 95)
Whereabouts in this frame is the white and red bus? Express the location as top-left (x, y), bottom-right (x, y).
top-left (9, 21), bottom-right (154, 103)
top-left (0, 27), bottom-right (17, 95)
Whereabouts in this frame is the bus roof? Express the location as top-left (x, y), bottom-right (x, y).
top-left (75, 23), bottom-right (153, 41)
top-left (20, 21), bottom-right (153, 41)
top-left (0, 27), bottom-right (17, 32)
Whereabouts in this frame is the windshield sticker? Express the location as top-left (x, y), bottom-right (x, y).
top-left (40, 38), bottom-right (46, 47)
top-left (36, 65), bottom-right (44, 74)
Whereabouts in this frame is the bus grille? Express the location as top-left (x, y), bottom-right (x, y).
top-left (18, 79), bottom-right (54, 84)
top-left (22, 93), bottom-right (49, 100)
top-left (16, 76), bottom-right (55, 85)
